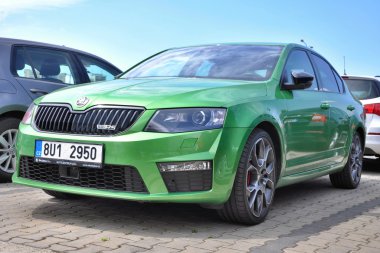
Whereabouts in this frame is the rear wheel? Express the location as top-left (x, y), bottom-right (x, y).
top-left (330, 133), bottom-right (363, 189)
top-left (43, 190), bottom-right (84, 199)
top-left (0, 118), bottom-right (20, 182)
top-left (218, 129), bottom-right (277, 225)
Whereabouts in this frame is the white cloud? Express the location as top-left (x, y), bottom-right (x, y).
top-left (0, 0), bottom-right (82, 21)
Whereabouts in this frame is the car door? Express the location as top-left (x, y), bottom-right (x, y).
top-left (12, 46), bottom-right (81, 99)
top-left (310, 54), bottom-right (350, 164)
top-left (282, 49), bottom-right (331, 175)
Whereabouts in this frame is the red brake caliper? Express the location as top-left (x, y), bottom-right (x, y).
top-left (247, 171), bottom-right (251, 186)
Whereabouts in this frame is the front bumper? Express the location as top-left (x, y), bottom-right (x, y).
top-left (13, 123), bottom-right (249, 205)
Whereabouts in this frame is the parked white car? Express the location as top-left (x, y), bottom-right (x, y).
top-left (343, 75), bottom-right (380, 156)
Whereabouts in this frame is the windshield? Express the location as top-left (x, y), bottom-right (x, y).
top-left (345, 79), bottom-right (380, 100)
top-left (121, 45), bottom-right (283, 81)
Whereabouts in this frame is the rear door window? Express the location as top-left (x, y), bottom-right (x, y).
top-left (333, 71), bottom-right (345, 93)
top-left (13, 46), bottom-right (79, 85)
top-left (77, 54), bottom-right (120, 82)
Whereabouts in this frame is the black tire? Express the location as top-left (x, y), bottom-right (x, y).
top-left (330, 133), bottom-right (363, 189)
top-left (218, 129), bottom-right (278, 225)
top-left (0, 117), bottom-right (21, 182)
top-left (43, 189), bottom-right (84, 199)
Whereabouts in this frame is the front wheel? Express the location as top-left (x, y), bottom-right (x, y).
top-left (0, 117), bottom-right (20, 182)
top-left (330, 133), bottom-right (363, 189)
top-left (218, 129), bottom-right (277, 225)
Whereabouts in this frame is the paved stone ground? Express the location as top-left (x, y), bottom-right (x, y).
top-left (1, 159), bottom-right (380, 253)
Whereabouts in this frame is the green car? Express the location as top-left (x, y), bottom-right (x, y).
top-left (13, 43), bottom-right (365, 224)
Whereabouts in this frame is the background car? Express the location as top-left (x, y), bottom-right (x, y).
top-left (343, 75), bottom-right (380, 156)
top-left (0, 38), bottom-right (122, 181)
top-left (13, 43), bottom-right (364, 225)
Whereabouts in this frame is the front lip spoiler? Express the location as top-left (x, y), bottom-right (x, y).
top-left (12, 177), bottom-right (223, 204)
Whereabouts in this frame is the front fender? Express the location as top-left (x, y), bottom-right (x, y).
top-left (222, 99), bottom-right (287, 185)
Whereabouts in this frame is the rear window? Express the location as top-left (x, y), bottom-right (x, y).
top-left (345, 79), bottom-right (380, 100)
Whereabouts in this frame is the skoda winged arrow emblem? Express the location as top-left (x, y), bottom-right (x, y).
top-left (76, 97), bottom-right (89, 107)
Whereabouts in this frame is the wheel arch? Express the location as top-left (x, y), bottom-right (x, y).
top-left (253, 120), bottom-right (284, 182)
top-left (355, 126), bottom-right (365, 150)
top-left (0, 110), bottom-right (25, 121)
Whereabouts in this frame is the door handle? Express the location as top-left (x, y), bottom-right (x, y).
top-left (30, 88), bottom-right (48, 95)
top-left (320, 103), bottom-right (330, 110)
top-left (347, 105), bottom-right (355, 111)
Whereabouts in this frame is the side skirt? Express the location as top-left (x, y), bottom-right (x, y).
top-left (276, 162), bottom-right (344, 188)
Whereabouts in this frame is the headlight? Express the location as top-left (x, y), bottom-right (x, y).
top-left (145, 108), bottom-right (226, 133)
top-left (21, 103), bottom-right (36, 125)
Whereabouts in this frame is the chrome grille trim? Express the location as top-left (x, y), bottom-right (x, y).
top-left (33, 103), bottom-right (145, 136)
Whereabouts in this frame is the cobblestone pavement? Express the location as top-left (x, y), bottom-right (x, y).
top-left (1, 159), bottom-right (380, 253)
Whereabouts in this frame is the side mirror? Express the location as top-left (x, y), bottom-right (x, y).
top-left (282, 71), bottom-right (314, 90)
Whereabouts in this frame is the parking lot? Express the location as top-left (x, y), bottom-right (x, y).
top-left (0, 159), bottom-right (379, 253)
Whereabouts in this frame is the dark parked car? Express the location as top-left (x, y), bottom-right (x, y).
top-left (0, 38), bottom-right (122, 181)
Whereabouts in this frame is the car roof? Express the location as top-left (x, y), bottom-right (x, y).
top-left (170, 42), bottom-right (307, 50)
top-left (0, 37), bottom-right (117, 66)
top-left (342, 75), bottom-right (380, 81)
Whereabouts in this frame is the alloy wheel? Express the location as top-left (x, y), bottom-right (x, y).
top-left (0, 129), bottom-right (18, 173)
top-left (350, 135), bottom-right (362, 184)
top-left (246, 137), bottom-right (275, 217)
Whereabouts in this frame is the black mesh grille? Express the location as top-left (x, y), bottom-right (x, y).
top-left (160, 170), bottom-right (212, 192)
top-left (19, 156), bottom-right (148, 193)
top-left (34, 105), bottom-right (144, 135)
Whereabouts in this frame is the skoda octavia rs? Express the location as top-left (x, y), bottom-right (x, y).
top-left (13, 43), bottom-right (365, 224)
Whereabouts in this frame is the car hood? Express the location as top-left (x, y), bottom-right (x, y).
top-left (38, 77), bottom-right (267, 110)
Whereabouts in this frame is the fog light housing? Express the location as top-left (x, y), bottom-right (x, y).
top-left (158, 161), bottom-right (212, 172)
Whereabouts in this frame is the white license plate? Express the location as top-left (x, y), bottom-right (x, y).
top-left (34, 140), bottom-right (103, 168)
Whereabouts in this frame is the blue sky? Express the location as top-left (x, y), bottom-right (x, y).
top-left (0, 0), bottom-right (379, 76)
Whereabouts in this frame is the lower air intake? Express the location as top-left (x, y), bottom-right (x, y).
top-left (19, 156), bottom-right (148, 193)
